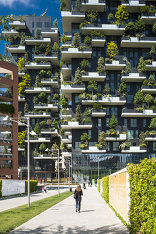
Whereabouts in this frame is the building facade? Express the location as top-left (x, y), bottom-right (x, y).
top-left (2, 16), bottom-right (62, 181)
top-left (61, 0), bottom-right (156, 182)
top-left (0, 61), bottom-right (18, 179)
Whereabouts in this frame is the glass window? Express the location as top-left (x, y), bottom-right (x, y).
top-left (32, 22), bottom-right (34, 28)
top-left (128, 130), bottom-right (134, 139)
top-left (143, 119), bottom-right (146, 128)
top-left (98, 51), bottom-right (101, 57)
top-left (98, 129), bottom-right (101, 136)
top-left (88, 130), bottom-right (92, 139)
top-left (75, 95), bottom-right (80, 103)
top-left (113, 142), bottom-right (119, 151)
top-left (93, 50), bottom-right (96, 57)
top-left (106, 108), bottom-right (109, 116)
top-left (124, 119), bottom-right (127, 127)
top-left (153, 142), bottom-right (156, 151)
top-left (98, 119), bottom-right (102, 127)
top-left (75, 142), bottom-right (81, 150)
top-left (37, 22), bottom-right (42, 28)
top-left (111, 107), bottom-right (117, 116)
top-left (135, 130), bottom-right (139, 138)
top-left (130, 119), bottom-right (137, 127)
top-left (45, 22), bottom-right (50, 28)
top-left (98, 84), bottom-right (101, 92)
top-left (72, 24), bottom-right (80, 33)
top-left (32, 30), bottom-right (34, 36)
top-left (106, 118), bottom-right (109, 127)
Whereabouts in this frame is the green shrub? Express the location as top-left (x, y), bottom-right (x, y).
top-left (0, 103), bottom-right (14, 114)
top-left (102, 176), bottom-right (109, 203)
top-left (128, 158), bottom-right (156, 234)
top-left (98, 179), bottom-right (100, 193)
top-left (25, 180), bottom-right (37, 193)
top-left (0, 180), bottom-right (2, 197)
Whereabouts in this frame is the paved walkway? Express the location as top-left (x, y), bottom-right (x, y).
top-left (10, 186), bottom-right (129, 234)
top-left (0, 185), bottom-right (72, 212)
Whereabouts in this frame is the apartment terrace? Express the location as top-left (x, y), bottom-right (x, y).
top-left (81, 23), bottom-right (125, 35)
top-left (41, 129), bottom-right (58, 135)
top-left (25, 37), bottom-right (51, 45)
top-left (61, 121), bottom-right (92, 129)
top-left (61, 84), bottom-right (86, 94)
top-left (41, 28), bottom-right (59, 43)
top-left (82, 72), bottom-right (106, 81)
top-left (61, 47), bottom-right (92, 62)
top-left (121, 146), bottom-right (147, 153)
top-left (106, 133), bottom-right (127, 141)
top-left (105, 56), bottom-right (126, 70)
top-left (6, 45), bottom-right (26, 53)
top-left (61, 135), bottom-right (72, 144)
top-left (121, 71), bottom-right (146, 82)
top-left (141, 85), bottom-right (156, 94)
top-left (61, 11), bottom-right (85, 32)
top-left (62, 64), bottom-right (72, 79)
top-left (121, 0), bottom-right (145, 12)
top-left (146, 61), bottom-right (156, 71)
top-left (25, 87), bottom-right (51, 93)
top-left (41, 78), bottom-right (59, 88)
top-left (25, 62), bottom-right (51, 69)
top-left (34, 104), bottom-right (58, 111)
top-left (91, 36), bottom-right (106, 47)
top-left (25, 137), bottom-right (50, 143)
top-left (121, 108), bottom-right (156, 117)
top-left (81, 0), bottom-right (106, 11)
top-left (121, 36), bottom-right (156, 48)
top-left (141, 12), bottom-right (156, 24)
top-left (62, 109), bottom-right (73, 118)
top-left (34, 53), bottom-right (59, 65)
top-left (9, 20), bottom-right (26, 29)
top-left (91, 109), bottom-right (106, 117)
top-left (2, 29), bottom-right (19, 37)
top-left (24, 112), bottom-right (51, 118)
top-left (82, 96), bottom-right (126, 105)
top-left (82, 146), bottom-right (106, 153)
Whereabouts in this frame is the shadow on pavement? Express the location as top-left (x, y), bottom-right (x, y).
top-left (80, 210), bottom-right (95, 213)
top-left (10, 223), bottom-right (129, 234)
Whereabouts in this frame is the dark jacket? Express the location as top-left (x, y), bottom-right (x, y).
top-left (74, 189), bottom-right (83, 200)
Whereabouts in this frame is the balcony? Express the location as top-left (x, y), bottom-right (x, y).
top-left (91, 36), bottom-right (106, 47)
top-left (62, 150), bottom-right (72, 157)
top-left (25, 87), bottom-right (51, 93)
top-left (121, 72), bottom-right (146, 82)
top-left (62, 41), bottom-right (72, 47)
top-left (18, 148), bottom-right (25, 151)
top-left (82, 146), bottom-right (106, 154)
top-left (25, 37), bottom-right (51, 45)
top-left (81, 23), bottom-right (125, 36)
top-left (61, 135), bottom-right (72, 144)
top-left (6, 45), bottom-right (25, 53)
top-left (62, 47), bottom-right (92, 62)
top-left (61, 11), bottom-right (85, 32)
top-left (41, 28), bottom-right (59, 43)
top-left (141, 13), bottom-right (156, 24)
top-left (9, 20), bottom-right (26, 29)
top-left (34, 53), bottom-right (59, 66)
top-left (25, 137), bottom-right (50, 143)
top-left (34, 154), bottom-right (57, 160)
top-left (2, 29), bottom-right (19, 37)
top-left (146, 61), bottom-right (156, 71)
top-left (34, 104), bottom-right (58, 111)
top-left (61, 84), bottom-right (85, 94)
top-left (18, 71), bottom-right (25, 77)
top-left (141, 85), bottom-right (156, 94)
top-left (24, 112), bottom-right (51, 118)
top-left (121, 146), bottom-right (147, 153)
top-left (82, 97), bottom-right (126, 105)
top-left (25, 62), bottom-right (51, 69)
top-left (41, 129), bottom-right (58, 135)
top-left (82, 72), bottom-right (106, 81)
top-left (121, 0), bottom-right (145, 12)
top-left (121, 108), bottom-right (156, 117)
top-left (18, 96), bottom-right (25, 102)
top-left (41, 78), bottom-right (59, 88)
top-left (105, 57), bottom-right (126, 70)
top-left (121, 36), bottom-right (156, 48)
top-left (61, 121), bottom-right (92, 129)
top-left (62, 109), bottom-right (73, 118)
top-left (62, 64), bottom-right (72, 79)
top-left (106, 133), bottom-right (127, 141)
top-left (81, 0), bottom-right (106, 12)
top-left (91, 109), bottom-right (106, 117)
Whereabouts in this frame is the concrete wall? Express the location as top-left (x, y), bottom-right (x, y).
top-left (109, 168), bottom-right (130, 223)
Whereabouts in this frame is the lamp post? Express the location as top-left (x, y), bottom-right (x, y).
top-left (98, 156), bottom-right (99, 179)
top-left (3, 115), bottom-right (35, 208)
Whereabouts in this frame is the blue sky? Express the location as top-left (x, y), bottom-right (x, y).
top-left (0, 0), bottom-right (62, 55)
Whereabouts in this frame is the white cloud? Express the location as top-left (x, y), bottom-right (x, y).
top-left (0, 0), bottom-right (31, 7)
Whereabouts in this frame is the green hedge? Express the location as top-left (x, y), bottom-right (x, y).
top-left (0, 103), bottom-right (14, 114)
top-left (25, 180), bottom-right (37, 193)
top-left (102, 175), bottom-right (109, 203)
top-left (98, 179), bottom-right (100, 193)
top-left (0, 180), bottom-right (2, 197)
top-left (128, 158), bottom-right (156, 234)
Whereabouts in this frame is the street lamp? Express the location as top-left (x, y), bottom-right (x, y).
top-left (3, 115), bottom-right (36, 208)
top-left (98, 156), bottom-right (100, 179)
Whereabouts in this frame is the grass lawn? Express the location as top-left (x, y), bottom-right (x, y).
top-left (0, 191), bottom-right (72, 234)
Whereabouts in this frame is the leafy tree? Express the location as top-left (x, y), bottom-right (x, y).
top-left (59, 96), bottom-right (68, 108)
top-left (109, 113), bottom-right (118, 129)
top-left (97, 57), bottom-right (105, 73)
top-left (35, 75), bottom-right (41, 87)
top-left (34, 122), bottom-right (41, 135)
top-left (61, 34), bottom-right (68, 43)
top-left (24, 103), bottom-right (29, 113)
top-left (39, 70), bottom-right (47, 77)
top-left (38, 92), bottom-right (47, 102)
top-left (17, 57), bottom-right (25, 71)
top-left (53, 18), bottom-right (58, 28)
top-left (125, 22), bottom-right (135, 36)
top-left (18, 131), bottom-right (26, 147)
top-left (88, 80), bottom-right (98, 95)
top-left (80, 133), bottom-right (90, 148)
top-left (108, 13), bottom-right (114, 23)
top-left (86, 11), bottom-right (98, 23)
top-left (144, 94), bottom-right (153, 109)
top-left (92, 102), bottom-right (103, 110)
top-left (47, 95), bottom-right (51, 104)
top-left (153, 22), bottom-right (156, 32)
top-left (18, 82), bottom-right (26, 96)
top-left (118, 82), bottom-right (126, 96)
top-left (115, 5), bottom-right (129, 24)
top-left (97, 131), bottom-right (106, 149)
top-left (80, 59), bottom-right (89, 71)
top-left (33, 96), bottom-right (38, 104)
top-left (72, 33), bottom-right (81, 48)
top-left (45, 43), bottom-right (51, 55)
top-left (74, 67), bottom-right (82, 84)
top-left (52, 42), bottom-right (60, 53)
top-left (134, 89), bottom-right (145, 107)
top-left (149, 118), bottom-right (156, 130)
top-left (149, 46), bottom-right (156, 59)
top-left (122, 60), bottom-right (131, 74)
top-left (75, 104), bottom-right (82, 122)
top-left (134, 17), bottom-right (145, 34)
top-left (25, 52), bottom-right (29, 62)
top-left (34, 45), bottom-right (39, 55)
top-left (84, 108), bottom-right (91, 122)
top-left (39, 143), bottom-right (46, 154)
top-left (60, 0), bottom-right (66, 10)
top-left (103, 85), bottom-right (110, 96)
top-left (52, 119), bottom-right (58, 128)
top-left (107, 41), bottom-right (118, 59)
top-left (148, 74), bottom-right (155, 86)
top-left (47, 119), bottom-right (52, 126)
top-left (53, 93), bottom-right (59, 100)
top-left (84, 36), bottom-right (91, 46)
top-left (137, 57), bottom-right (147, 73)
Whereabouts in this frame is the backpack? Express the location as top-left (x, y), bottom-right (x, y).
top-left (74, 191), bottom-right (78, 199)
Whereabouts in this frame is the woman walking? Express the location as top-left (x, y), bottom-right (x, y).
top-left (74, 184), bottom-right (83, 213)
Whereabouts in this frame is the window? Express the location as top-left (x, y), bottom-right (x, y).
top-left (111, 107), bottom-right (117, 116)
top-left (153, 142), bottom-right (156, 151)
top-left (75, 95), bottom-right (80, 103)
top-left (88, 130), bottom-right (92, 139)
top-left (32, 30), bottom-right (34, 36)
top-left (106, 118), bottom-right (109, 127)
top-left (37, 22), bottom-right (42, 28)
top-left (124, 119), bottom-right (127, 127)
top-left (98, 84), bottom-right (101, 92)
top-left (130, 119), bottom-right (137, 127)
top-left (98, 50), bottom-right (101, 57)
top-left (143, 119), bottom-right (146, 128)
top-left (135, 130), bottom-right (139, 138)
top-left (32, 22), bottom-right (34, 28)
top-left (98, 129), bottom-right (101, 136)
top-left (113, 142), bottom-right (119, 151)
top-left (106, 108), bottom-right (109, 116)
top-left (128, 130), bottom-right (134, 139)
top-left (45, 22), bottom-right (50, 28)
top-left (72, 24), bottom-right (80, 33)
top-left (75, 142), bottom-right (81, 150)
top-left (93, 50), bottom-right (96, 57)
top-left (98, 119), bottom-right (102, 127)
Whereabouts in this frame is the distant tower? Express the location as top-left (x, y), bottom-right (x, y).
top-left (41, 8), bottom-right (48, 17)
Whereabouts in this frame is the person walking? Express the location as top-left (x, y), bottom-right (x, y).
top-left (74, 184), bottom-right (83, 213)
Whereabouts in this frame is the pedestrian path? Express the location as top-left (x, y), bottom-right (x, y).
top-left (10, 186), bottom-right (129, 234)
top-left (0, 185), bottom-right (70, 212)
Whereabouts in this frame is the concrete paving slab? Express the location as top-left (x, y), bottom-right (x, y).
top-left (9, 186), bottom-right (129, 234)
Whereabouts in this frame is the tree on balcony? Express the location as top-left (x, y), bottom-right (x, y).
top-left (45, 43), bottom-right (51, 56)
top-left (109, 114), bottom-right (118, 129)
top-left (107, 41), bottom-right (118, 60)
top-left (59, 96), bottom-right (68, 108)
top-left (119, 140), bottom-right (131, 150)
top-left (122, 60), bottom-right (131, 74)
top-left (97, 57), bottom-right (105, 73)
top-left (124, 22), bottom-right (135, 37)
top-left (52, 119), bottom-right (58, 128)
top-left (33, 96), bottom-right (38, 105)
top-left (84, 36), bottom-right (91, 47)
top-left (108, 13), bottom-right (114, 24)
top-left (17, 57), bottom-right (25, 72)
top-left (35, 28), bottom-right (40, 39)
top-left (103, 84), bottom-right (110, 97)
top-left (52, 42), bottom-right (60, 53)
top-left (149, 118), bottom-right (156, 131)
top-left (86, 11), bottom-right (98, 23)
top-left (149, 47), bottom-right (156, 60)
top-left (24, 103), bottom-right (29, 113)
top-left (38, 92), bottom-right (47, 102)
top-left (60, 0), bottom-right (66, 10)
top-left (118, 82), bottom-right (126, 97)
top-left (53, 93), bottom-right (59, 101)
top-left (134, 89), bottom-right (145, 108)
top-left (72, 33), bottom-right (81, 48)
top-left (76, 104), bottom-right (82, 123)
top-left (88, 81), bottom-right (98, 96)
top-left (80, 133), bottom-right (90, 149)
top-left (53, 18), bottom-right (58, 28)
top-left (47, 119), bottom-right (52, 126)
top-left (84, 108), bottom-right (91, 123)
top-left (97, 131), bottom-right (106, 149)
top-left (18, 131), bottom-right (26, 148)
top-left (80, 59), bottom-right (89, 72)
top-left (39, 70), bottom-right (47, 77)
top-left (153, 22), bottom-right (156, 32)
top-left (115, 5), bottom-right (129, 25)
top-left (34, 122), bottom-right (41, 136)
top-left (35, 75), bottom-right (41, 87)
top-left (144, 94), bottom-right (153, 109)
top-left (74, 67), bottom-right (82, 84)
top-left (39, 143), bottom-right (46, 154)
top-left (61, 34), bottom-right (68, 43)
top-left (137, 57), bottom-right (147, 73)
top-left (134, 17), bottom-right (145, 36)
top-left (139, 132), bottom-right (146, 147)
